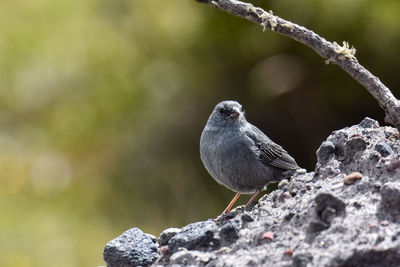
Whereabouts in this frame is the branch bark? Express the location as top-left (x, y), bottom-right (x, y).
top-left (196, 0), bottom-right (400, 128)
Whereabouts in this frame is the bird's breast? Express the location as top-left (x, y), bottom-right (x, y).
top-left (200, 127), bottom-right (260, 192)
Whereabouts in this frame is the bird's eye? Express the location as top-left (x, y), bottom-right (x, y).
top-left (218, 108), bottom-right (224, 114)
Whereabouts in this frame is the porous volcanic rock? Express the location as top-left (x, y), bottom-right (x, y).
top-left (104, 118), bottom-right (400, 267)
top-left (104, 228), bottom-right (159, 267)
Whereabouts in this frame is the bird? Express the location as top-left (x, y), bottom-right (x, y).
top-left (200, 100), bottom-right (299, 215)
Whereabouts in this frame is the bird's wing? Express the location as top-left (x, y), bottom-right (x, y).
top-left (256, 142), bottom-right (299, 170)
top-left (245, 125), bottom-right (299, 170)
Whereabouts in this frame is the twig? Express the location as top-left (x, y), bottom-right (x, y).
top-left (196, 0), bottom-right (400, 128)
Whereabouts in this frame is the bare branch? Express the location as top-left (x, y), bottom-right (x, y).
top-left (196, 0), bottom-right (400, 128)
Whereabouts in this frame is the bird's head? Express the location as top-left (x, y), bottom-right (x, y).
top-left (208, 100), bottom-right (245, 127)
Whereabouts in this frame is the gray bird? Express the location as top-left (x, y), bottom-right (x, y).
top-left (200, 100), bottom-right (299, 214)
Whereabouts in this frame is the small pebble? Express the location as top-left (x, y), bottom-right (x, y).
top-left (160, 245), bottom-right (170, 254)
top-left (261, 231), bottom-right (274, 241)
top-left (296, 168), bottom-right (307, 174)
top-left (373, 182), bottom-right (381, 192)
top-left (387, 159), bottom-right (400, 171)
top-left (216, 247), bottom-right (230, 254)
top-left (375, 142), bottom-right (392, 157)
top-left (241, 214), bottom-right (254, 222)
top-left (380, 220), bottom-right (389, 227)
top-left (278, 179), bottom-right (289, 189)
top-left (283, 249), bottom-right (293, 256)
top-left (284, 212), bottom-right (295, 221)
top-left (388, 132), bottom-right (399, 141)
top-left (352, 201), bottom-right (362, 208)
top-left (344, 172), bottom-right (363, 185)
top-left (289, 187), bottom-right (297, 196)
top-left (158, 227), bottom-right (181, 245)
top-left (279, 192), bottom-right (291, 201)
top-left (316, 141), bottom-right (335, 162)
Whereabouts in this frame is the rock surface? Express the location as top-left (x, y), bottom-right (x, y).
top-left (103, 228), bottom-right (159, 267)
top-left (104, 118), bottom-right (400, 266)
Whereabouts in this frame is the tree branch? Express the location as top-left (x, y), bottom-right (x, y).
top-left (196, 0), bottom-right (400, 128)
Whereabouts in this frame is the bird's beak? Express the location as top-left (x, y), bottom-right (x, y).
top-left (229, 110), bottom-right (240, 119)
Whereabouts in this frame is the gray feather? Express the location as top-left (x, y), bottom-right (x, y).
top-left (245, 125), bottom-right (299, 170)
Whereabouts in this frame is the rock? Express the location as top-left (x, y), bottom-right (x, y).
top-left (307, 220), bottom-right (330, 234)
top-left (283, 249), bottom-right (293, 256)
top-left (167, 249), bottom-right (214, 266)
top-left (375, 142), bottom-right (393, 157)
top-left (316, 141), bottom-right (335, 163)
top-left (279, 191), bottom-right (292, 201)
top-left (336, 247), bottom-right (400, 267)
top-left (241, 213), bottom-right (254, 223)
top-left (261, 231), bottom-right (274, 241)
top-left (159, 246), bottom-right (169, 255)
top-left (292, 253), bottom-right (313, 267)
top-left (103, 228), bottom-right (159, 267)
top-left (167, 221), bottom-right (219, 253)
top-left (387, 159), bottom-right (400, 171)
top-left (380, 220), bottom-right (389, 227)
top-left (358, 117), bottom-right (379, 128)
top-left (104, 119), bottom-right (400, 266)
top-left (380, 182), bottom-right (400, 208)
top-left (379, 182), bottom-right (400, 222)
top-left (219, 223), bottom-right (239, 245)
top-left (344, 137), bottom-right (367, 158)
top-left (158, 228), bottom-right (181, 246)
top-left (296, 168), bottom-right (307, 174)
top-left (315, 193), bottom-right (346, 223)
top-left (284, 212), bottom-right (295, 221)
top-left (278, 179), bottom-right (289, 189)
top-left (308, 193), bottom-right (345, 242)
top-left (344, 172), bottom-right (363, 185)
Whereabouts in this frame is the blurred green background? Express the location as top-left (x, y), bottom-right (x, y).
top-left (1, 0), bottom-right (399, 266)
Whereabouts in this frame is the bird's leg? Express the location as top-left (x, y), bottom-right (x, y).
top-left (223, 192), bottom-right (241, 214)
top-left (245, 189), bottom-right (261, 210)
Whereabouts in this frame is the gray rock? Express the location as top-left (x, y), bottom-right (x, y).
top-left (103, 228), bottom-right (159, 267)
top-left (167, 221), bottom-right (219, 253)
top-left (336, 247), bottom-right (400, 267)
top-left (358, 117), bottom-right (379, 128)
top-left (375, 142), bottom-right (393, 157)
top-left (292, 253), bottom-right (313, 267)
top-left (387, 158), bottom-right (400, 172)
top-left (219, 223), bottom-right (239, 246)
top-left (158, 228), bottom-right (181, 246)
top-left (379, 182), bottom-right (400, 222)
top-left (344, 137), bottom-right (367, 159)
top-left (380, 182), bottom-right (400, 209)
top-left (105, 118), bottom-right (400, 266)
top-left (284, 212), bottom-right (295, 221)
top-left (315, 193), bottom-right (346, 223)
top-left (167, 250), bottom-right (214, 266)
top-left (316, 141), bottom-right (335, 163)
top-left (307, 220), bottom-right (330, 234)
top-left (240, 213), bottom-right (254, 223)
